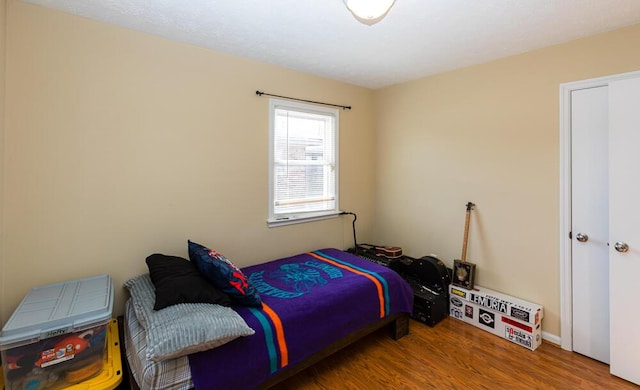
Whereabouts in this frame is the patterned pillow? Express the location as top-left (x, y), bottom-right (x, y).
top-left (146, 253), bottom-right (232, 310)
top-left (123, 274), bottom-right (255, 361)
top-left (188, 240), bottom-right (262, 307)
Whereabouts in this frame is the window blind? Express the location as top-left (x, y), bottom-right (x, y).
top-left (270, 101), bottom-right (338, 221)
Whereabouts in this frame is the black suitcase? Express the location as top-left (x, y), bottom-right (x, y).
top-left (411, 285), bottom-right (448, 326)
top-left (391, 255), bottom-right (450, 326)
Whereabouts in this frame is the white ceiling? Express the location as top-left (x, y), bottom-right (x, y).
top-left (21, 0), bottom-right (640, 89)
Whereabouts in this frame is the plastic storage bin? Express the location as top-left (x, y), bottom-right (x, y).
top-left (61, 317), bottom-right (122, 389)
top-left (0, 275), bottom-right (114, 390)
top-left (1, 318), bottom-right (122, 390)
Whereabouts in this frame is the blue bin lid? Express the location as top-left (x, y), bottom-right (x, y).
top-left (0, 274), bottom-right (114, 350)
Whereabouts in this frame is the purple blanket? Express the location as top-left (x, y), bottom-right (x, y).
top-left (189, 248), bottom-right (413, 390)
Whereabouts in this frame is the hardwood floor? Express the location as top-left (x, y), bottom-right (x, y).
top-left (273, 317), bottom-right (637, 389)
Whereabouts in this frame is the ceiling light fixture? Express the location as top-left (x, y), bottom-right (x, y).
top-left (343, 0), bottom-right (396, 26)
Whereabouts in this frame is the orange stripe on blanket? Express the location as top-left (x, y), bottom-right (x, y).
top-left (261, 302), bottom-right (289, 367)
top-left (307, 252), bottom-right (385, 318)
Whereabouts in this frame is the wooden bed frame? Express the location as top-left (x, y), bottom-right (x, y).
top-left (118, 312), bottom-right (409, 389)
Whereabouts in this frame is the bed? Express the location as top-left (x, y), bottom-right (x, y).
top-left (121, 247), bottom-right (414, 390)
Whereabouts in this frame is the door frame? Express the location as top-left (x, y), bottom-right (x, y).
top-left (559, 69), bottom-right (640, 351)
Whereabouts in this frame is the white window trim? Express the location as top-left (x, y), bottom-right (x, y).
top-left (267, 212), bottom-right (342, 228)
top-left (267, 98), bottom-right (339, 227)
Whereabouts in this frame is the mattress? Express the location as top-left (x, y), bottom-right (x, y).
top-left (124, 300), bottom-right (192, 390)
top-left (123, 248), bottom-right (414, 389)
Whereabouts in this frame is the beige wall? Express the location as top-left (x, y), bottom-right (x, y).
top-left (1, 1), bottom-right (376, 322)
top-left (374, 24), bottom-right (640, 337)
top-left (0, 0), bottom-right (6, 325)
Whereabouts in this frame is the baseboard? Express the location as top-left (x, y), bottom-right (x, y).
top-left (542, 331), bottom-right (561, 347)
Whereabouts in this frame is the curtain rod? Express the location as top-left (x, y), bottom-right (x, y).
top-left (255, 90), bottom-right (351, 110)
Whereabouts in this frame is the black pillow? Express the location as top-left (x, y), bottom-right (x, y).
top-left (145, 253), bottom-right (232, 310)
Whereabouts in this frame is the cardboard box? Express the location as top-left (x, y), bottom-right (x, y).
top-left (449, 284), bottom-right (543, 325)
top-left (1, 275), bottom-right (114, 390)
top-left (449, 284), bottom-right (543, 351)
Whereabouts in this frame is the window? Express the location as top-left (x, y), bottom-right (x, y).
top-left (268, 98), bottom-right (339, 226)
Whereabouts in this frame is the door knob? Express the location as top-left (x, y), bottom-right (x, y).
top-left (614, 242), bottom-right (629, 253)
top-left (576, 233), bottom-right (589, 242)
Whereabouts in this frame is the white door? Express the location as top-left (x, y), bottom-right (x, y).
top-left (570, 86), bottom-right (610, 364)
top-left (608, 77), bottom-right (640, 385)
